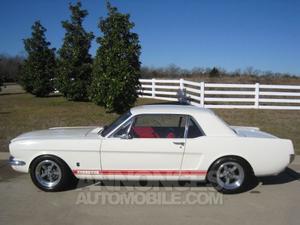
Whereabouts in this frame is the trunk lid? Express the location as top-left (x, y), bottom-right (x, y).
top-left (230, 126), bottom-right (277, 139)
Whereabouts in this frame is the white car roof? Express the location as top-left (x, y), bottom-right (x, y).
top-left (130, 104), bottom-right (214, 115)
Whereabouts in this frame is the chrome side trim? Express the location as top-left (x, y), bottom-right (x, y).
top-left (9, 156), bottom-right (26, 166)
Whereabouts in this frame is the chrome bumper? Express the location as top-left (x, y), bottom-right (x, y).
top-left (9, 156), bottom-right (26, 166)
top-left (290, 154), bottom-right (295, 164)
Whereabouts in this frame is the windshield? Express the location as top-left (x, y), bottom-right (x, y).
top-left (100, 111), bottom-right (132, 137)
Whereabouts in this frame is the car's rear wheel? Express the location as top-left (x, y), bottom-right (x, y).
top-left (207, 157), bottom-right (253, 194)
top-left (30, 155), bottom-right (78, 192)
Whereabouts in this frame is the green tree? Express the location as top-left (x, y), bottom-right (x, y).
top-left (20, 21), bottom-right (56, 97)
top-left (0, 55), bottom-right (24, 82)
top-left (90, 2), bottom-right (141, 113)
top-left (56, 2), bottom-right (94, 101)
top-left (209, 67), bottom-right (220, 77)
top-left (0, 72), bottom-right (3, 92)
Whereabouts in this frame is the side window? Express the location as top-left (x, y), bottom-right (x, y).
top-left (187, 118), bottom-right (204, 138)
top-left (131, 114), bottom-right (186, 138)
top-left (113, 120), bottom-right (132, 137)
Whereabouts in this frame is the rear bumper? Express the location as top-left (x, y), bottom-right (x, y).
top-left (289, 154), bottom-right (295, 164)
top-left (8, 156), bottom-right (26, 166)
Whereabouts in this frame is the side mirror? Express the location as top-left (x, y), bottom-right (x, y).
top-left (120, 133), bottom-right (132, 140)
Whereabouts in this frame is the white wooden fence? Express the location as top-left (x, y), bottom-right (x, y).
top-left (138, 78), bottom-right (300, 110)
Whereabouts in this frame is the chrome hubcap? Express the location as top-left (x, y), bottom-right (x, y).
top-left (35, 160), bottom-right (62, 188)
top-left (216, 162), bottom-right (244, 190)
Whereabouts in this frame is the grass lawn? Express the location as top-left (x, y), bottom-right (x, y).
top-left (1, 83), bottom-right (299, 154)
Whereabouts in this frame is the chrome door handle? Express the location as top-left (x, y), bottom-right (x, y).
top-left (173, 141), bottom-right (185, 146)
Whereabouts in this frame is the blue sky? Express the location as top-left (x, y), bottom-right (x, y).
top-left (0, 0), bottom-right (299, 74)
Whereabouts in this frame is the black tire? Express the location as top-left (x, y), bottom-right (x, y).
top-left (206, 156), bottom-right (254, 194)
top-left (30, 155), bottom-right (78, 192)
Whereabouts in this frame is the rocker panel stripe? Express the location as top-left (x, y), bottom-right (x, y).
top-left (72, 169), bottom-right (207, 176)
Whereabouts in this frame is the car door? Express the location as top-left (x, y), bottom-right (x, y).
top-left (180, 116), bottom-right (207, 179)
top-left (100, 114), bottom-right (187, 178)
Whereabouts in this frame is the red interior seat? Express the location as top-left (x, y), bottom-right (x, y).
top-left (133, 127), bottom-right (160, 138)
top-left (166, 132), bottom-right (175, 138)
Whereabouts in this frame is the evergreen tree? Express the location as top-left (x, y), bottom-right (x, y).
top-left (90, 2), bottom-right (141, 113)
top-left (56, 2), bottom-right (94, 101)
top-left (0, 73), bottom-right (3, 92)
top-left (21, 21), bottom-right (56, 97)
top-left (209, 67), bottom-right (220, 77)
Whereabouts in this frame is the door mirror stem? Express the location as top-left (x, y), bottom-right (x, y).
top-left (120, 133), bottom-right (132, 140)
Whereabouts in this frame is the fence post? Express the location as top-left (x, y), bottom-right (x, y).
top-left (151, 78), bottom-right (156, 97)
top-left (179, 78), bottom-right (184, 90)
top-left (178, 78), bottom-right (188, 103)
top-left (254, 83), bottom-right (260, 109)
top-left (200, 81), bottom-right (205, 107)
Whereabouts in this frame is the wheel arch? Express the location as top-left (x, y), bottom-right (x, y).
top-left (205, 155), bottom-right (254, 180)
top-left (29, 154), bottom-right (72, 173)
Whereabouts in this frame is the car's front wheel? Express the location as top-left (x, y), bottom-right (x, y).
top-left (30, 155), bottom-right (77, 192)
top-left (207, 157), bottom-right (254, 194)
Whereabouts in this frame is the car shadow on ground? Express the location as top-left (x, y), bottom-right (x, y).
top-left (75, 168), bottom-right (300, 193)
top-left (259, 168), bottom-right (300, 185)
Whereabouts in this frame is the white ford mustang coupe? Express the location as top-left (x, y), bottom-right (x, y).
top-left (9, 104), bottom-right (295, 193)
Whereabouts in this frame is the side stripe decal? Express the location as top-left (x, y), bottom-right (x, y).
top-left (73, 170), bottom-right (207, 176)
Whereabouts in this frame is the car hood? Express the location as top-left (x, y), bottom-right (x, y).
top-left (11, 126), bottom-right (103, 142)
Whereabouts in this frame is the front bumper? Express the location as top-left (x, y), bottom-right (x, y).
top-left (9, 156), bottom-right (26, 166)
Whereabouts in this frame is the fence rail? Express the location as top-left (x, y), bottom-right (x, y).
top-left (138, 78), bottom-right (300, 110)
